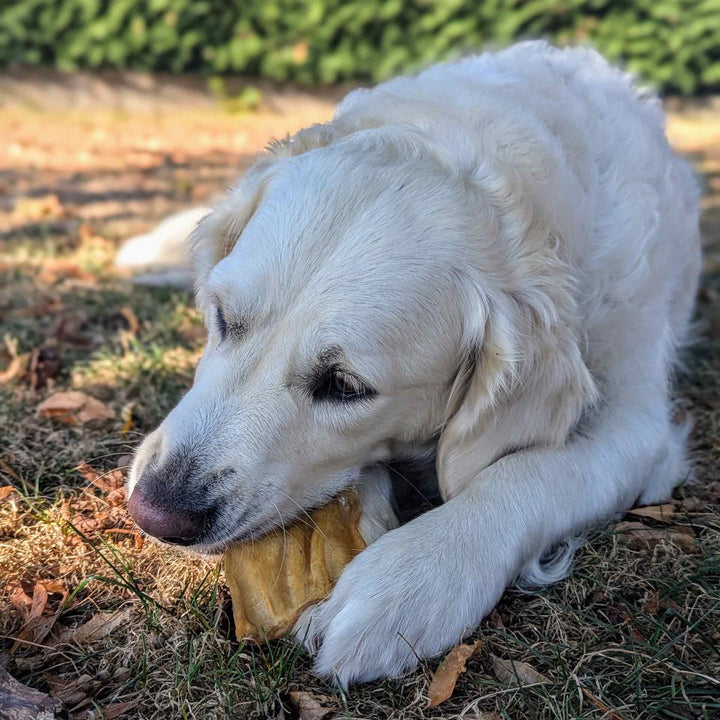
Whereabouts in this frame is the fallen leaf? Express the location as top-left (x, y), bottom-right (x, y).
top-left (118, 307), bottom-right (139, 354)
top-left (665, 530), bottom-right (697, 553)
top-left (642, 592), bottom-right (660, 616)
top-left (102, 700), bottom-right (140, 719)
top-left (627, 503), bottom-right (675, 522)
top-left (60, 607), bottom-right (132, 645)
top-left (29, 583), bottom-right (49, 621)
top-left (473, 713), bottom-right (502, 720)
top-left (0, 485), bottom-right (17, 501)
top-left (10, 582), bottom-right (65, 651)
top-left (105, 486), bottom-right (128, 507)
top-left (427, 640), bottom-right (484, 707)
top-left (0, 352), bottom-right (29, 384)
top-left (491, 656), bottom-right (549, 687)
top-left (8, 583), bottom-right (34, 622)
top-left (38, 259), bottom-right (97, 285)
top-left (37, 391), bottom-right (114, 425)
top-left (119, 306), bottom-right (139, 336)
top-left (582, 688), bottom-right (627, 720)
top-left (679, 495), bottom-right (706, 513)
top-left (488, 609), bottom-right (505, 629)
top-left (288, 691), bottom-right (339, 720)
top-left (120, 403), bottom-right (134, 434)
top-left (614, 521), bottom-right (697, 553)
top-left (0, 665), bottom-right (61, 719)
top-left (76, 462), bottom-right (125, 493)
top-left (44, 672), bottom-right (97, 706)
top-left (13, 194), bottom-right (67, 222)
top-left (0, 334), bottom-right (29, 384)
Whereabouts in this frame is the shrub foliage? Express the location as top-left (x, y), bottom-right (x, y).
top-left (1, 0), bottom-right (718, 94)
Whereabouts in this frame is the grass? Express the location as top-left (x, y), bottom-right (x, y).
top-left (0, 100), bottom-right (718, 720)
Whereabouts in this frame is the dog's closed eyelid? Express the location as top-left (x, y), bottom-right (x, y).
top-left (213, 304), bottom-right (248, 342)
top-left (215, 306), bottom-right (228, 340)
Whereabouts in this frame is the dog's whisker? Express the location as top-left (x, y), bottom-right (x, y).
top-left (276, 489), bottom-right (330, 543)
top-left (380, 461), bottom-right (435, 508)
top-left (267, 499), bottom-right (288, 596)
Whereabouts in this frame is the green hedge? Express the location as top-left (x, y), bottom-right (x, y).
top-left (1, 0), bottom-right (718, 94)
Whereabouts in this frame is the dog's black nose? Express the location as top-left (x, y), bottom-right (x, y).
top-left (128, 481), bottom-right (207, 545)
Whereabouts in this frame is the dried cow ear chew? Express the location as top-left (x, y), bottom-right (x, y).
top-left (224, 488), bottom-right (366, 642)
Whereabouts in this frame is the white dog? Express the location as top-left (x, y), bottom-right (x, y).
top-left (126, 41), bottom-right (701, 686)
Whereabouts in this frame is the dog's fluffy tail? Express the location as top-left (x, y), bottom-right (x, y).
top-left (115, 206), bottom-right (209, 288)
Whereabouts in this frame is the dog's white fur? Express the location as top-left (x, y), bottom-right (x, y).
top-left (127, 42), bottom-right (701, 686)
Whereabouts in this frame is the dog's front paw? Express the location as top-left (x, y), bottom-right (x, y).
top-left (298, 533), bottom-right (431, 686)
top-left (294, 506), bottom-right (508, 687)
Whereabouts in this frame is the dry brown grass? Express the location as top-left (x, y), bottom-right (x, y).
top-left (0, 94), bottom-right (718, 720)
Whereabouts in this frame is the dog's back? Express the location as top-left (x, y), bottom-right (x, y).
top-left (335, 41), bottom-right (701, 366)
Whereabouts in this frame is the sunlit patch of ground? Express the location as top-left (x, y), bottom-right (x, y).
top-left (0, 97), bottom-right (718, 720)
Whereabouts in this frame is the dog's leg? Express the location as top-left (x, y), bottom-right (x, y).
top-left (304, 391), bottom-right (679, 686)
top-left (356, 465), bottom-right (400, 544)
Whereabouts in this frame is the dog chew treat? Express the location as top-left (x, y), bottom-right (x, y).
top-left (224, 489), bottom-right (366, 642)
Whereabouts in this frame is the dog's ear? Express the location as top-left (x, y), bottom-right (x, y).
top-left (190, 123), bottom-right (338, 287)
top-left (436, 285), bottom-right (598, 501)
top-left (189, 160), bottom-right (275, 287)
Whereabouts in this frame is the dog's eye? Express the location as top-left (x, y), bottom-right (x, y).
top-left (312, 368), bottom-right (371, 403)
top-left (216, 306), bottom-right (227, 341)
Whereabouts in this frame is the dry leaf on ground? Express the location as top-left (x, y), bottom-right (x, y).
top-left (37, 391), bottom-right (114, 425)
top-left (119, 306), bottom-right (139, 335)
top-left (427, 640), bottom-right (484, 707)
top-left (0, 485), bottom-right (18, 501)
top-left (0, 665), bottom-right (61, 720)
top-left (59, 607), bottom-right (133, 645)
top-left (288, 691), bottom-right (339, 720)
top-left (44, 672), bottom-right (98, 707)
top-left (581, 688), bottom-right (627, 720)
top-left (0, 334), bottom-right (29, 385)
top-left (10, 581), bottom-right (69, 650)
top-left (642, 592), bottom-right (661, 616)
top-left (627, 503), bottom-right (675, 522)
top-left (614, 521), bottom-right (697, 553)
top-left (77, 462), bottom-right (125, 494)
top-left (29, 583), bottom-right (49, 622)
top-left (37, 260), bottom-right (96, 285)
top-left (118, 307), bottom-right (139, 354)
top-left (679, 495), bottom-right (707, 513)
top-left (0, 353), bottom-right (29, 384)
top-left (120, 403), bottom-right (134, 434)
top-left (8, 583), bottom-right (34, 623)
top-left (487, 609), bottom-right (505, 629)
top-left (492, 656), bottom-right (550, 687)
top-left (101, 700), bottom-right (140, 719)
top-left (13, 194), bottom-right (68, 222)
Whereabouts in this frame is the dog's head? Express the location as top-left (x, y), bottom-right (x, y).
top-left (127, 123), bottom-right (594, 551)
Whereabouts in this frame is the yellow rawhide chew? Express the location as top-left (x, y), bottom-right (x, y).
top-left (224, 489), bottom-right (366, 642)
